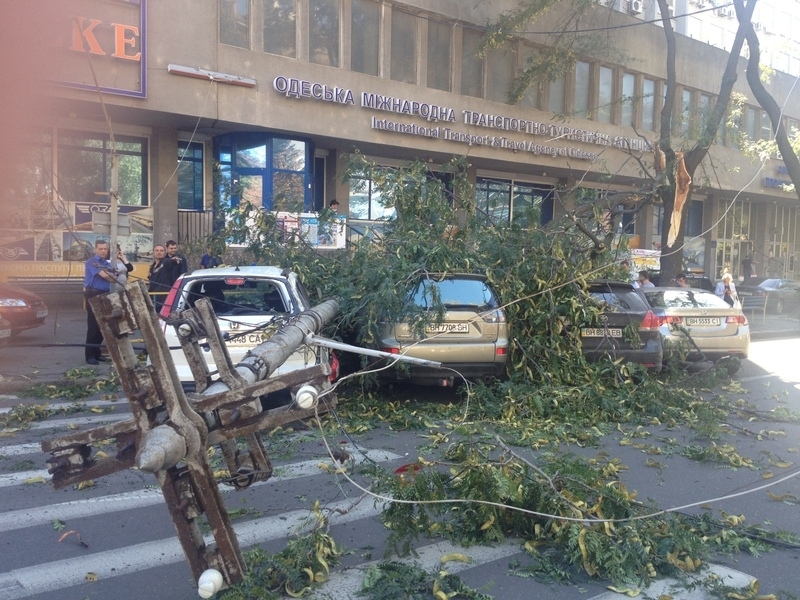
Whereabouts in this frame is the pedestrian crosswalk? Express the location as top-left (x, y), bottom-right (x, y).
top-left (0, 398), bottom-right (758, 600)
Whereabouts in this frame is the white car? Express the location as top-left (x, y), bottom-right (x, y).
top-left (157, 266), bottom-right (333, 389)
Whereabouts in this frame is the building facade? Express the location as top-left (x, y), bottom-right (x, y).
top-left (2, 0), bottom-right (799, 287)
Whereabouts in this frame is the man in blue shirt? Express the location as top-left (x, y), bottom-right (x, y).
top-left (83, 239), bottom-right (114, 364)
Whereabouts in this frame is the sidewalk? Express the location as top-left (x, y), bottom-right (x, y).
top-left (0, 305), bottom-right (797, 396)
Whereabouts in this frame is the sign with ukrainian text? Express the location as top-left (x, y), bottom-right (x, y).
top-left (273, 75), bottom-right (651, 162)
top-left (57, 0), bottom-right (146, 98)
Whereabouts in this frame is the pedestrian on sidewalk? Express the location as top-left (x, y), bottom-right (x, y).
top-left (715, 272), bottom-right (738, 306)
top-left (83, 239), bottom-right (115, 364)
top-left (166, 240), bottom-right (188, 279)
top-left (148, 244), bottom-right (178, 311)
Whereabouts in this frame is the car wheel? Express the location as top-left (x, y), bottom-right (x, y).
top-left (775, 298), bottom-right (785, 315)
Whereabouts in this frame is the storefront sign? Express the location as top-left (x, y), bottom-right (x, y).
top-left (274, 75), bottom-right (651, 162)
top-left (58, 0), bottom-right (147, 98)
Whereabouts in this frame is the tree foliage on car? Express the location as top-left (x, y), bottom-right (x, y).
top-left (203, 155), bottom-right (798, 595)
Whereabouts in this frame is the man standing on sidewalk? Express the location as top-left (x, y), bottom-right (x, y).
top-left (83, 239), bottom-right (115, 365)
top-left (166, 240), bottom-right (188, 281)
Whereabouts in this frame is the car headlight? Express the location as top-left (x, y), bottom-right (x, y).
top-left (0, 299), bottom-right (27, 307)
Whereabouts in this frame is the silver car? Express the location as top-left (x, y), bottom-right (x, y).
top-left (641, 287), bottom-right (750, 365)
top-left (377, 274), bottom-right (509, 387)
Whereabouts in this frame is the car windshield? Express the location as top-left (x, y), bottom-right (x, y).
top-left (187, 278), bottom-right (289, 315)
top-left (644, 289), bottom-right (728, 309)
top-left (412, 277), bottom-right (498, 310)
top-left (758, 279), bottom-right (780, 290)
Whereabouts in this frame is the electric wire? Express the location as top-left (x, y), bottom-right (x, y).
top-left (311, 400), bottom-right (800, 527)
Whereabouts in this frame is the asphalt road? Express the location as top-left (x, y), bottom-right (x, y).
top-left (1, 336), bottom-right (799, 599)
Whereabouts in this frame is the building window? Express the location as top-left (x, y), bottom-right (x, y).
top-left (681, 88), bottom-right (692, 137)
top-left (549, 74), bottom-right (566, 114)
top-left (745, 106), bottom-right (758, 141)
top-left (760, 110), bottom-right (772, 141)
top-left (263, 0), bottom-right (296, 58)
top-left (391, 9), bottom-right (417, 83)
top-left (652, 204), bottom-right (664, 241)
top-left (699, 93), bottom-right (713, 137)
top-left (461, 27), bottom-right (483, 98)
top-left (352, 0), bottom-right (380, 76)
top-left (309, 0), bottom-right (340, 67)
top-left (519, 45), bottom-right (539, 108)
top-left (574, 61), bottom-right (590, 118)
top-left (715, 198), bottom-right (752, 278)
top-left (220, 0), bottom-right (250, 48)
top-left (58, 131), bottom-right (148, 206)
top-left (642, 78), bottom-right (656, 131)
top-left (178, 142), bottom-right (204, 211)
top-left (348, 175), bottom-right (396, 221)
top-left (221, 134), bottom-right (312, 212)
top-left (486, 42), bottom-right (515, 104)
top-left (597, 66), bottom-right (613, 123)
top-left (476, 177), bottom-right (553, 227)
top-left (427, 18), bottom-right (451, 91)
top-left (621, 72), bottom-right (635, 127)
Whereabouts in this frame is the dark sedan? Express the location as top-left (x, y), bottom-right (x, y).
top-left (0, 283), bottom-right (49, 334)
top-left (736, 278), bottom-right (800, 315)
top-left (581, 281), bottom-right (663, 371)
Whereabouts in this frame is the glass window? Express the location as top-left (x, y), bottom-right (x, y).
top-left (309, 0), bottom-right (339, 67)
top-left (642, 78), bottom-right (656, 131)
top-left (597, 66), bottom-right (613, 123)
top-left (58, 131), bottom-right (148, 206)
top-left (681, 89), bottom-right (692, 137)
top-left (178, 142), bottom-right (204, 211)
top-left (263, 0), bottom-right (296, 58)
top-left (652, 203), bottom-right (664, 240)
top-left (574, 61), bottom-right (590, 118)
top-left (745, 106), bottom-right (758, 140)
top-left (272, 138), bottom-right (307, 212)
top-left (236, 141), bottom-right (267, 169)
top-left (273, 138), bottom-right (306, 171)
top-left (220, 0), bottom-right (249, 48)
top-left (348, 175), bottom-right (395, 221)
top-left (486, 43), bottom-right (515, 104)
top-left (519, 45), bottom-right (538, 108)
top-left (223, 134), bottom-right (311, 211)
top-left (476, 177), bottom-right (552, 226)
top-left (621, 72), bottom-right (635, 127)
top-left (760, 110), bottom-right (772, 140)
top-left (461, 27), bottom-right (483, 98)
top-left (427, 19), bottom-right (451, 91)
top-left (391, 9), bottom-right (417, 83)
top-left (699, 93), bottom-right (712, 137)
top-left (351, 0), bottom-right (380, 76)
top-left (476, 178), bottom-right (510, 225)
top-left (549, 74), bottom-right (565, 113)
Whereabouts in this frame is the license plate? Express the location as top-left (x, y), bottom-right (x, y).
top-left (36, 309), bottom-right (48, 318)
top-left (226, 332), bottom-right (271, 347)
top-left (426, 323), bottom-right (469, 334)
top-left (0, 329), bottom-right (9, 338)
top-left (581, 328), bottom-right (622, 338)
top-left (685, 317), bottom-right (720, 326)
